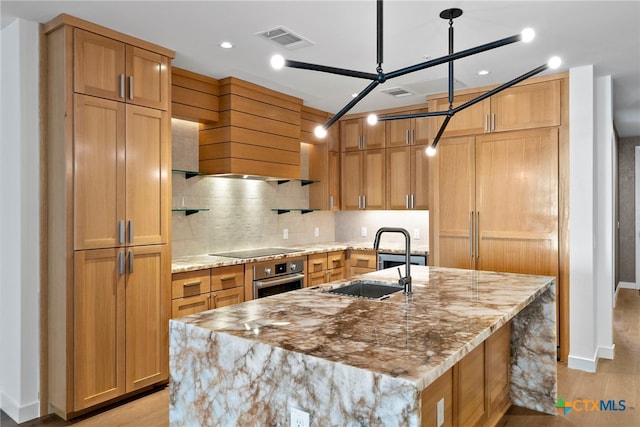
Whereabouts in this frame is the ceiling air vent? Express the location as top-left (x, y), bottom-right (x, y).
top-left (379, 87), bottom-right (415, 98)
top-left (256, 26), bottom-right (314, 50)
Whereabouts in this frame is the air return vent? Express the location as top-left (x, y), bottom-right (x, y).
top-left (379, 87), bottom-right (415, 98)
top-left (256, 26), bottom-right (314, 50)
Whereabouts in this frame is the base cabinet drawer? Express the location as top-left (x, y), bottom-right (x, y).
top-left (212, 287), bottom-right (244, 308)
top-left (172, 270), bottom-right (211, 299)
top-left (327, 267), bottom-right (346, 282)
top-left (172, 294), bottom-right (210, 318)
top-left (211, 264), bottom-right (244, 290)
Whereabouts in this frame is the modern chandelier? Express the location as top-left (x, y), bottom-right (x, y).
top-left (270, 0), bottom-right (561, 155)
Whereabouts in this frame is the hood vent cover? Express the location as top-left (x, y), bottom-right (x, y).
top-left (379, 86), bottom-right (415, 98)
top-left (257, 26), bottom-right (314, 50)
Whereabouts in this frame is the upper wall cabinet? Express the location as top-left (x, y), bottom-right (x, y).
top-left (428, 78), bottom-right (562, 138)
top-left (384, 109), bottom-right (430, 147)
top-left (340, 117), bottom-right (385, 151)
top-left (74, 28), bottom-right (169, 110)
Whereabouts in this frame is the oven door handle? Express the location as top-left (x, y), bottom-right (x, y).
top-left (254, 273), bottom-right (305, 288)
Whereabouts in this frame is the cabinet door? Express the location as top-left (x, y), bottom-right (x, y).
top-left (386, 146), bottom-right (411, 210)
top-left (74, 94), bottom-right (125, 250)
top-left (475, 129), bottom-right (559, 277)
top-left (485, 322), bottom-right (512, 425)
top-left (491, 80), bottom-right (561, 132)
top-left (74, 29), bottom-right (125, 101)
top-left (363, 121), bottom-right (385, 150)
top-left (328, 122), bottom-right (340, 152)
top-left (212, 287), bottom-right (245, 308)
top-left (341, 151), bottom-right (362, 210)
top-left (430, 94), bottom-right (489, 138)
top-left (125, 45), bottom-right (169, 110)
top-left (328, 151), bottom-right (341, 210)
top-left (363, 149), bottom-right (386, 209)
top-left (411, 144), bottom-right (429, 210)
top-left (211, 265), bottom-right (244, 291)
top-left (171, 294), bottom-right (211, 319)
top-left (125, 244), bottom-right (169, 392)
top-left (125, 105), bottom-right (169, 246)
top-left (412, 116), bottom-right (431, 146)
top-left (385, 118), bottom-right (412, 147)
top-left (456, 342), bottom-right (486, 427)
top-left (340, 118), bottom-right (363, 151)
top-left (74, 248), bottom-right (125, 410)
top-left (431, 137), bottom-right (476, 269)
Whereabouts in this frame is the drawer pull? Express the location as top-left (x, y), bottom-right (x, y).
top-left (219, 275), bottom-right (236, 281)
top-left (313, 262), bottom-right (324, 266)
top-left (357, 257), bottom-right (370, 262)
top-left (183, 281), bottom-right (201, 288)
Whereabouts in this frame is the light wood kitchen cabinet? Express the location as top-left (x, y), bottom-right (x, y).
top-left (430, 128), bottom-right (559, 278)
top-left (485, 322), bottom-right (512, 426)
top-left (74, 28), bottom-right (169, 110)
top-left (73, 244), bottom-right (169, 410)
top-left (341, 149), bottom-right (386, 210)
top-left (307, 251), bottom-right (347, 286)
top-left (420, 368), bottom-right (453, 427)
top-left (455, 342), bottom-right (486, 427)
top-left (428, 78), bottom-right (561, 139)
top-left (386, 144), bottom-right (429, 210)
top-left (340, 117), bottom-right (385, 151)
top-left (384, 111), bottom-right (430, 147)
top-left (308, 136), bottom-right (341, 210)
top-left (74, 94), bottom-right (169, 250)
top-left (45, 14), bottom-right (174, 419)
top-left (171, 265), bottom-right (244, 318)
top-left (349, 249), bottom-right (377, 276)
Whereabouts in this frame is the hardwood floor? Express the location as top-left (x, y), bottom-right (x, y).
top-left (3, 289), bottom-right (639, 427)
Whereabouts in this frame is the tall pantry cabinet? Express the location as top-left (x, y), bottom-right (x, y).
top-left (44, 15), bottom-right (173, 418)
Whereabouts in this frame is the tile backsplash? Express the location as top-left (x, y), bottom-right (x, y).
top-left (171, 118), bottom-right (428, 258)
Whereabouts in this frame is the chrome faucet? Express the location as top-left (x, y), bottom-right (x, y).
top-left (373, 227), bottom-right (412, 294)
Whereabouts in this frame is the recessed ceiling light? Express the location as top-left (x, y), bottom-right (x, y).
top-left (478, 70), bottom-right (490, 76)
top-left (220, 41), bottom-right (233, 49)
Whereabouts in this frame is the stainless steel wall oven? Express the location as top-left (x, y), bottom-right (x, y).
top-left (253, 257), bottom-right (305, 299)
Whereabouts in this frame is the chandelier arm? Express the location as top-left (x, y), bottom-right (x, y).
top-left (285, 59), bottom-right (379, 80)
top-left (323, 80), bottom-right (381, 129)
top-left (378, 110), bottom-right (451, 121)
top-left (385, 33), bottom-right (522, 80)
top-left (431, 115), bottom-right (453, 149)
top-left (452, 63), bottom-right (549, 114)
top-left (377, 0), bottom-right (383, 67)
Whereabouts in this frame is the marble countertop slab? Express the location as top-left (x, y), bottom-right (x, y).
top-left (171, 241), bottom-right (429, 273)
top-left (171, 265), bottom-right (553, 392)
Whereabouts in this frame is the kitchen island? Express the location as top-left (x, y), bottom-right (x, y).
top-left (169, 266), bottom-right (556, 426)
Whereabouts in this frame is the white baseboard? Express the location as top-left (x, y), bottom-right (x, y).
top-left (568, 352), bottom-right (598, 372)
top-left (618, 281), bottom-right (639, 290)
top-left (598, 344), bottom-right (615, 360)
top-left (0, 392), bottom-right (40, 423)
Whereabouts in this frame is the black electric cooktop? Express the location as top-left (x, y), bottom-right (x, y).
top-left (209, 247), bottom-right (302, 259)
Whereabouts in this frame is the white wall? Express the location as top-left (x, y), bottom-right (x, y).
top-left (0, 18), bottom-right (41, 422)
top-left (568, 66), bottom-right (615, 372)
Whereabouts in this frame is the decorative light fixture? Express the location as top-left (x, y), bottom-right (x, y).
top-left (270, 0), bottom-right (561, 154)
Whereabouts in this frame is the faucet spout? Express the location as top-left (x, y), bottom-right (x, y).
top-left (373, 227), bottom-right (412, 294)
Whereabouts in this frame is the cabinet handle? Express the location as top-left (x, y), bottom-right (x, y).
top-left (128, 220), bottom-right (134, 244)
top-left (469, 211), bottom-right (474, 259)
top-left (475, 211), bottom-right (480, 259)
top-left (491, 113), bottom-right (495, 132)
top-left (220, 275), bottom-right (236, 281)
top-left (183, 281), bottom-right (201, 288)
top-left (119, 74), bottom-right (125, 98)
top-left (128, 250), bottom-right (134, 273)
top-left (484, 114), bottom-right (488, 133)
top-left (119, 251), bottom-right (125, 276)
top-left (411, 194), bottom-right (415, 209)
top-left (406, 194), bottom-right (409, 209)
top-left (362, 195), bottom-right (366, 209)
top-left (411, 129), bottom-right (415, 144)
top-left (128, 76), bottom-right (134, 100)
top-left (358, 195), bottom-right (362, 209)
top-left (362, 135), bottom-right (366, 149)
top-left (118, 220), bottom-right (125, 244)
top-left (330, 196), bottom-right (334, 209)
top-left (406, 129), bottom-right (410, 145)
top-left (313, 262), bottom-right (324, 266)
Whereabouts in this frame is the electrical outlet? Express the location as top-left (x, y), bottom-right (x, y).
top-left (360, 226), bottom-right (367, 237)
top-left (290, 407), bottom-right (309, 427)
top-left (437, 397), bottom-right (444, 427)
top-left (413, 228), bottom-right (421, 240)
top-left (314, 226), bottom-right (320, 237)
top-left (283, 229), bottom-right (289, 239)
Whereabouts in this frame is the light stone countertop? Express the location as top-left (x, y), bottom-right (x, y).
top-left (171, 241), bottom-right (429, 273)
top-left (169, 266), bottom-right (556, 425)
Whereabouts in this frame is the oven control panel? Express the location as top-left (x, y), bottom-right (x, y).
top-left (253, 257), bottom-right (304, 280)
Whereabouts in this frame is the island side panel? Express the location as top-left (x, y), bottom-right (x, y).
top-left (169, 320), bottom-right (421, 426)
top-left (510, 283), bottom-right (557, 414)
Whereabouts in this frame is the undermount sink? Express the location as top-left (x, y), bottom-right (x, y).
top-left (326, 281), bottom-right (403, 300)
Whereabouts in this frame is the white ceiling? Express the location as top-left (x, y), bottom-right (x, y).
top-left (2, 0), bottom-right (639, 137)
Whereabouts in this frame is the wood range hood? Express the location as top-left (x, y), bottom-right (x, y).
top-left (199, 77), bottom-right (304, 180)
